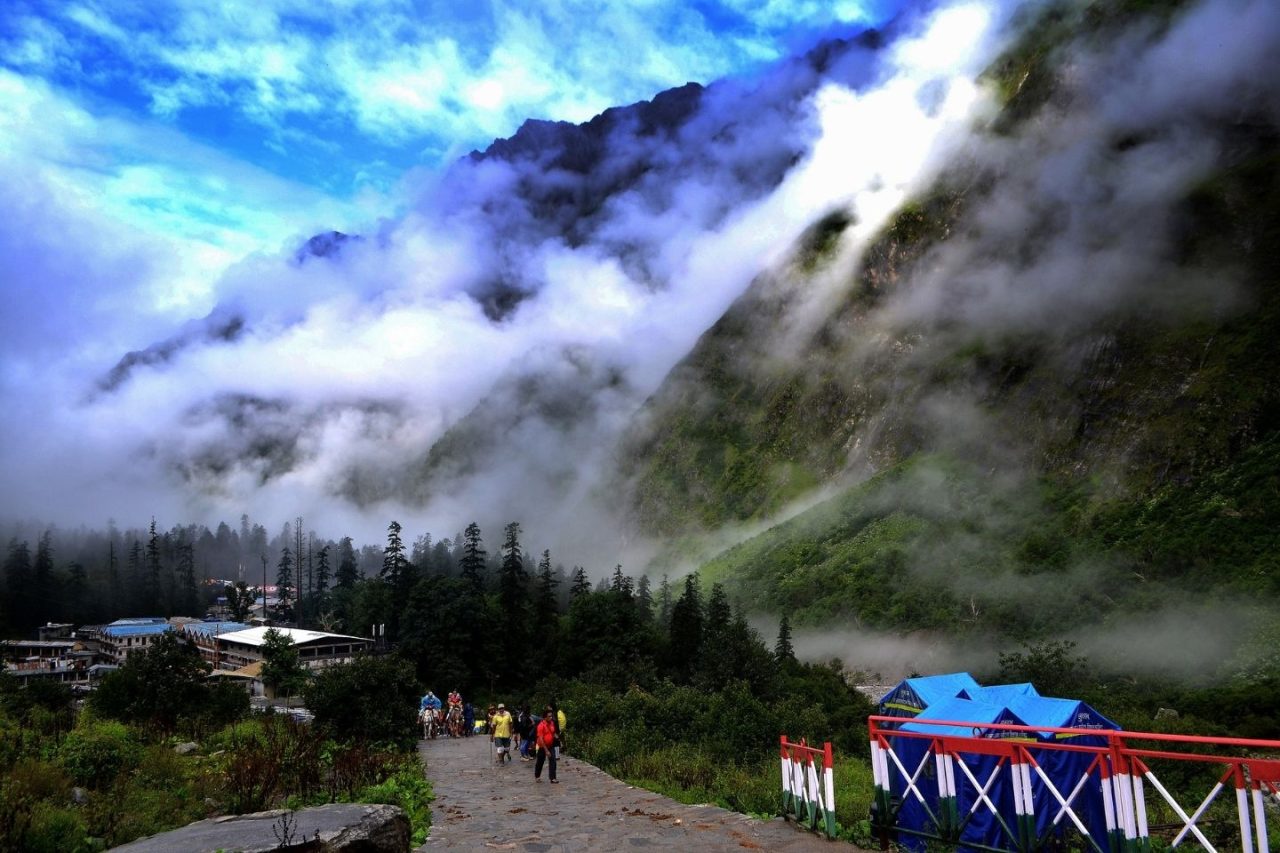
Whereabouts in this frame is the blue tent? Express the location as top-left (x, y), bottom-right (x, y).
top-left (963, 682), bottom-right (1039, 706)
top-left (883, 683), bottom-right (1121, 853)
top-left (878, 672), bottom-right (981, 719)
top-left (891, 697), bottom-right (1031, 853)
top-left (1009, 695), bottom-right (1119, 853)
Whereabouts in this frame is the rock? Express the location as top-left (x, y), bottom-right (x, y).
top-left (174, 742), bottom-right (199, 755)
top-left (106, 803), bottom-right (410, 852)
top-left (1154, 708), bottom-right (1179, 721)
top-left (71, 787), bottom-right (89, 805)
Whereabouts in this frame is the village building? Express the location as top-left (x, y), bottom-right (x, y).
top-left (213, 627), bottom-right (373, 672)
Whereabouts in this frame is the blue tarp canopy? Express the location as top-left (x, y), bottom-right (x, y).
top-left (884, 677), bottom-right (1121, 853)
top-left (962, 682), bottom-right (1039, 706)
top-left (878, 672), bottom-right (981, 718)
top-left (1008, 695), bottom-right (1118, 741)
top-left (893, 697), bottom-right (1029, 853)
top-left (899, 696), bottom-right (1027, 737)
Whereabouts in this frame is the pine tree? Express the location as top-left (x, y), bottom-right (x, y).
top-left (33, 531), bottom-right (55, 626)
top-left (127, 539), bottom-right (144, 613)
top-left (381, 520), bottom-right (406, 586)
top-left (107, 539), bottom-right (119, 616)
top-left (276, 546), bottom-right (294, 617)
top-left (4, 539), bottom-right (32, 631)
top-left (610, 564), bottom-right (625, 593)
top-left (497, 522), bottom-right (529, 682)
top-left (335, 537), bottom-right (359, 589)
top-left (569, 566), bottom-right (591, 599)
top-left (658, 574), bottom-right (673, 626)
top-left (458, 522), bottom-right (487, 591)
top-left (667, 575), bottom-right (703, 682)
top-left (534, 550), bottom-right (558, 624)
top-left (145, 519), bottom-right (162, 614)
top-left (315, 544), bottom-right (331, 598)
top-left (775, 613), bottom-right (796, 663)
top-left (66, 561), bottom-right (88, 624)
top-left (636, 575), bottom-right (654, 622)
top-left (705, 583), bottom-right (731, 640)
top-left (176, 539), bottom-right (198, 616)
top-left (498, 522), bottom-right (527, 613)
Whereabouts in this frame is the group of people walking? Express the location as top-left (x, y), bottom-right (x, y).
top-left (421, 691), bottom-right (567, 783)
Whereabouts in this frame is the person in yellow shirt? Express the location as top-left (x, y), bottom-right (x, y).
top-left (491, 703), bottom-right (515, 764)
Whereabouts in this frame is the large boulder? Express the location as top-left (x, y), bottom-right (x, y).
top-left (108, 803), bottom-right (410, 852)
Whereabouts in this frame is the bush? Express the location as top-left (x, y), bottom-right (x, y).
top-left (59, 719), bottom-right (141, 789)
top-left (304, 655), bottom-right (420, 748)
top-left (350, 757), bottom-right (433, 846)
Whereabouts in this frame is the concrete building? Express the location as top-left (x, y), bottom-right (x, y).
top-left (181, 621), bottom-right (250, 668)
top-left (90, 618), bottom-right (172, 665)
top-left (1, 639), bottom-right (96, 688)
top-left (213, 627), bottom-right (373, 672)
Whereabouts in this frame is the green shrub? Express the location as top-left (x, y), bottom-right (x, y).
top-left (59, 720), bottom-right (141, 789)
top-left (20, 802), bottom-right (91, 853)
top-left (351, 758), bottom-right (434, 845)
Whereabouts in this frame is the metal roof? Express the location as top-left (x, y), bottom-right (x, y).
top-left (102, 623), bottom-right (172, 638)
top-left (216, 627), bottom-right (370, 647)
top-left (183, 621), bottom-right (249, 638)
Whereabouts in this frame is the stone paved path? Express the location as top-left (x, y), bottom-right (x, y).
top-left (417, 736), bottom-right (847, 851)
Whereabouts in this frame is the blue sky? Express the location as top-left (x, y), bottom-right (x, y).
top-left (1, 0), bottom-right (895, 279)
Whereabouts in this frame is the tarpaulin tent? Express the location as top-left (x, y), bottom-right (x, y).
top-left (891, 696), bottom-right (1031, 852)
top-left (879, 675), bottom-right (1121, 853)
top-left (878, 672), bottom-right (981, 719)
top-left (1008, 694), bottom-right (1120, 852)
top-left (963, 682), bottom-right (1039, 706)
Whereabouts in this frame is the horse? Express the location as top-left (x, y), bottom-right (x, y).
top-left (420, 707), bottom-right (441, 739)
top-left (446, 704), bottom-right (464, 738)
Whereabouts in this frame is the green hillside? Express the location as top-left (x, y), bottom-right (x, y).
top-left (620, 0), bottom-right (1280, 646)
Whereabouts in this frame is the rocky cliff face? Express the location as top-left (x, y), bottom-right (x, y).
top-left (613, 0), bottom-right (1280, 648)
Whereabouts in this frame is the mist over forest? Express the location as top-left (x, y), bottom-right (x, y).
top-left (3, 0), bottom-right (1280, 685)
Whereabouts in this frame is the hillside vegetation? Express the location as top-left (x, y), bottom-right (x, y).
top-left (620, 0), bottom-right (1280, 659)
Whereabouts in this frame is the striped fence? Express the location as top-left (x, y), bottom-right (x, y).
top-left (781, 735), bottom-right (837, 839)
top-left (868, 714), bottom-right (1280, 853)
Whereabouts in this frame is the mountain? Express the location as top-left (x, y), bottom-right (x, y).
top-left (613, 0), bottom-right (1280, 662)
top-left (77, 0), bottom-right (1280, 670)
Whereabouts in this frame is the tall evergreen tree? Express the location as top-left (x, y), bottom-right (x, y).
top-left (610, 564), bottom-right (626, 593)
top-left (335, 537), bottom-right (359, 589)
top-left (107, 539), bottom-right (119, 616)
top-left (4, 539), bottom-right (32, 631)
top-left (33, 530), bottom-right (55, 625)
top-left (497, 522), bottom-right (529, 682)
top-left (705, 583), bottom-right (732, 640)
top-left (569, 566), bottom-right (591, 599)
top-left (65, 561), bottom-right (88, 624)
top-left (127, 539), bottom-right (144, 613)
top-left (458, 522), bottom-right (487, 591)
top-left (144, 519), bottom-right (162, 614)
top-left (636, 575), bottom-right (654, 622)
top-left (667, 575), bottom-right (704, 682)
top-left (775, 613), bottom-right (796, 663)
top-left (276, 546), bottom-right (294, 617)
top-left (657, 574), bottom-right (673, 626)
top-left (176, 539), bottom-right (198, 616)
top-left (498, 523), bottom-right (527, 612)
top-left (381, 520), bottom-right (407, 586)
top-left (315, 544), bottom-right (331, 598)
top-left (534, 550), bottom-right (558, 625)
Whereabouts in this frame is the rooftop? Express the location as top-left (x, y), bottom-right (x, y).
top-left (217, 627), bottom-right (370, 647)
top-left (183, 621), bottom-right (249, 638)
top-left (102, 623), bottom-right (172, 638)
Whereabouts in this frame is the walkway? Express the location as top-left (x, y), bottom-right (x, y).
top-left (417, 735), bottom-right (845, 851)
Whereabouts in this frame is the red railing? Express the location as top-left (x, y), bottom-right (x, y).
top-left (868, 715), bottom-right (1280, 853)
top-left (781, 735), bottom-right (837, 838)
